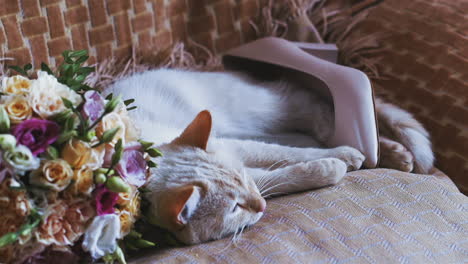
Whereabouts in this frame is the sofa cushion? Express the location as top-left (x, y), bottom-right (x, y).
top-left (131, 169), bottom-right (467, 263)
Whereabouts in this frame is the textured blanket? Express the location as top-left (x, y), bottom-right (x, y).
top-left (131, 169), bottom-right (467, 263)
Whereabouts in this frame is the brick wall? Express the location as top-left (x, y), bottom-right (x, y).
top-left (1, 0), bottom-right (467, 192)
top-left (355, 0), bottom-right (468, 193)
top-left (0, 0), bottom-right (260, 68)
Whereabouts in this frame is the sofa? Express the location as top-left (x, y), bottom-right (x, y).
top-left (1, 0), bottom-right (466, 263)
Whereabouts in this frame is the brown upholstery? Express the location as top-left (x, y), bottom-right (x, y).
top-left (354, 0), bottom-right (468, 193)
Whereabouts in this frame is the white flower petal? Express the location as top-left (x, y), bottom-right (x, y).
top-left (82, 214), bottom-right (121, 259)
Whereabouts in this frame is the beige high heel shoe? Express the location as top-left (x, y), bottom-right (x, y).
top-left (223, 37), bottom-right (379, 168)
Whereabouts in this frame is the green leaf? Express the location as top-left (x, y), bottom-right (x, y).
top-left (8, 65), bottom-right (27, 76)
top-left (75, 55), bottom-right (89, 64)
top-left (75, 74), bottom-right (86, 83)
top-left (0, 106), bottom-right (11, 133)
top-left (64, 115), bottom-right (77, 131)
top-left (124, 99), bottom-right (135, 106)
top-left (45, 146), bottom-right (59, 160)
top-left (23, 63), bottom-right (32, 71)
top-left (105, 93), bottom-right (113, 100)
top-left (41, 62), bottom-right (54, 75)
top-left (57, 130), bottom-right (77, 144)
top-left (69, 50), bottom-right (88, 58)
top-left (138, 140), bottom-right (153, 150)
top-left (0, 232), bottom-right (18, 248)
top-left (101, 127), bottom-right (120, 143)
top-left (51, 109), bottom-right (73, 124)
top-left (133, 238), bottom-right (156, 248)
top-left (146, 148), bottom-right (163, 158)
top-left (61, 97), bottom-right (74, 109)
top-left (76, 66), bottom-right (94, 75)
top-left (105, 95), bottom-right (122, 113)
top-left (65, 56), bottom-right (74, 64)
top-left (110, 139), bottom-right (124, 167)
top-left (62, 50), bottom-right (71, 59)
top-left (126, 106), bottom-right (137, 111)
top-left (147, 160), bottom-right (157, 168)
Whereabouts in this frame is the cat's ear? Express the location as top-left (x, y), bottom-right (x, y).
top-left (173, 110), bottom-right (212, 150)
top-left (159, 185), bottom-right (201, 230)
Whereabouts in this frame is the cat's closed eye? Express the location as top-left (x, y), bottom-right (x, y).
top-left (232, 203), bottom-right (241, 213)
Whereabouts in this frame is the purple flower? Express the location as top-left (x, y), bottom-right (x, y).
top-left (116, 144), bottom-right (147, 187)
top-left (12, 119), bottom-right (60, 156)
top-left (81, 91), bottom-right (105, 123)
top-left (94, 184), bottom-right (119, 216)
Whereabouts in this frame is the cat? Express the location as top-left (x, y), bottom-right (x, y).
top-left (108, 68), bottom-right (434, 244)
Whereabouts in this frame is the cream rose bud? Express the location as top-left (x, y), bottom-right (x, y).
top-left (2, 95), bottom-right (33, 124)
top-left (1, 75), bottom-right (32, 95)
top-left (29, 71), bottom-right (82, 118)
top-left (3, 145), bottom-right (40, 173)
top-left (96, 112), bottom-right (126, 145)
top-left (30, 159), bottom-right (74, 191)
top-left (0, 134), bottom-right (16, 150)
top-left (61, 139), bottom-right (92, 168)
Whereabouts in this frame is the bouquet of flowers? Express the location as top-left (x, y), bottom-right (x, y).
top-left (0, 50), bottom-right (160, 264)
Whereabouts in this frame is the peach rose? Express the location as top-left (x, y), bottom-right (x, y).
top-left (95, 112), bottom-right (126, 145)
top-left (66, 167), bottom-right (95, 196)
top-left (35, 200), bottom-right (94, 246)
top-left (61, 139), bottom-right (92, 168)
top-left (118, 108), bottom-right (141, 142)
top-left (86, 145), bottom-right (105, 170)
top-left (3, 95), bottom-right (33, 124)
top-left (116, 209), bottom-right (133, 237)
top-left (116, 190), bottom-right (140, 236)
top-left (30, 159), bottom-right (74, 191)
top-left (0, 178), bottom-right (31, 237)
top-left (1, 75), bottom-right (31, 95)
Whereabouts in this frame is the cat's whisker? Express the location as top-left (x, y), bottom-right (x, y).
top-left (256, 159), bottom-right (292, 190)
top-left (259, 173), bottom-right (293, 195)
top-left (260, 182), bottom-right (290, 196)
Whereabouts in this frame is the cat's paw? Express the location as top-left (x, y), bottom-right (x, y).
top-left (299, 158), bottom-right (347, 186)
top-left (329, 146), bottom-right (365, 171)
top-left (379, 138), bottom-right (414, 172)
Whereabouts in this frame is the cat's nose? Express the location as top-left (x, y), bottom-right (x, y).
top-left (254, 198), bottom-right (266, 213)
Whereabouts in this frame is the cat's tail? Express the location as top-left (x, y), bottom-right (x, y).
top-left (375, 98), bottom-right (435, 174)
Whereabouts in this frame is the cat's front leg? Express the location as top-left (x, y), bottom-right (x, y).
top-left (247, 158), bottom-right (347, 197)
top-left (324, 146), bottom-right (366, 171)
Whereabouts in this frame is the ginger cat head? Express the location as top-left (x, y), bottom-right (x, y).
top-left (145, 111), bottom-right (266, 244)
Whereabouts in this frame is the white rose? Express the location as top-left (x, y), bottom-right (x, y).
top-left (82, 214), bottom-right (121, 259)
top-left (3, 145), bottom-right (40, 173)
top-left (1, 75), bottom-right (32, 95)
top-left (29, 71), bottom-right (82, 118)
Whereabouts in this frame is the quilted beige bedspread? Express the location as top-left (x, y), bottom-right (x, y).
top-left (131, 169), bottom-right (467, 263)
